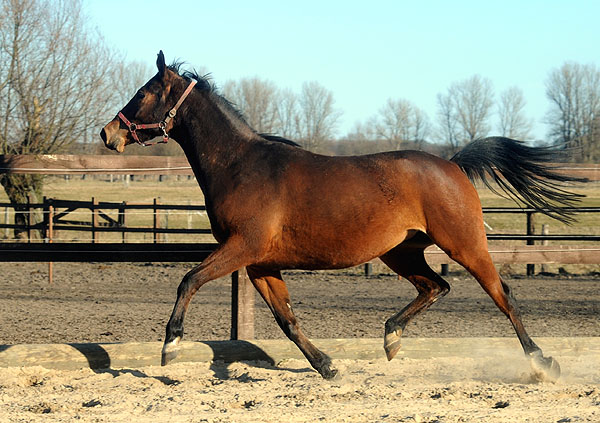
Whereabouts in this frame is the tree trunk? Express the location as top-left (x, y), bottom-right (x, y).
top-left (0, 174), bottom-right (44, 240)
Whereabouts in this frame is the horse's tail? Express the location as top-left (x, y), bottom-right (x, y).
top-left (450, 137), bottom-right (587, 224)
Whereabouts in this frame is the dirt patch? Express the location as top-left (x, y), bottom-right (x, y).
top-left (0, 262), bottom-right (598, 422)
top-left (0, 261), bottom-right (598, 344)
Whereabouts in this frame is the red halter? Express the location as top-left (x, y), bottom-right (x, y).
top-left (118, 79), bottom-right (197, 146)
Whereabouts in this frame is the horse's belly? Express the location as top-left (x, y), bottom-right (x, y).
top-left (265, 222), bottom-right (414, 270)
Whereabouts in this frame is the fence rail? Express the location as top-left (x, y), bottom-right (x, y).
top-left (0, 197), bottom-right (212, 243)
top-left (0, 155), bottom-right (598, 341)
top-left (1, 155), bottom-right (599, 180)
top-left (0, 198), bottom-right (597, 267)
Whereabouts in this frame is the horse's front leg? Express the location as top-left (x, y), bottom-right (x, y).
top-left (246, 266), bottom-right (338, 380)
top-left (162, 237), bottom-right (249, 365)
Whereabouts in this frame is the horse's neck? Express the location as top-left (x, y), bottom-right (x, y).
top-left (175, 102), bottom-right (254, 200)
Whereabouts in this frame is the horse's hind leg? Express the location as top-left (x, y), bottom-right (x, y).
top-left (379, 248), bottom-right (450, 360)
top-left (443, 241), bottom-right (561, 380)
top-left (246, 265), bottom-right (337, 380)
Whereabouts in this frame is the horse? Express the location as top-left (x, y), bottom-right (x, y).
top-left (101, 51), bottom-right (584, 381)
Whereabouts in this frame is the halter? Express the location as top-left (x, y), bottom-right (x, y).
top-left (118, 79), bottom-right (197, 146)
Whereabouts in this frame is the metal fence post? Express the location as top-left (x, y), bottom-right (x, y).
top-left (526, 211), bottom-right (535, 276)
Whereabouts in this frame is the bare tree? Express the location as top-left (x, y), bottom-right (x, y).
top-left (111, 59), bottom-right (154, 110)
top-left (374, 99), bottom-right (412, 150)
top-left (411, 106), bottom-right (430, 150)
top-left (545, 62), bottom-right (600, 161)
top-left (373, 98), bottom-right (430, 150)
top-left (274, 87), bottom-right (300, 139)
top-left (346, 120), bottom-right (376, 143)
top-left (222, 77), bottom-right (280, 134)
top-left (436, 75), bottom-right (494, 153)
top-left (436, 92), bottom-right (460, 154)
top-left (0, 0), bottom-right (128, 237)
top-left (498, 86), bottom-right (533, 140)
top-left (296, 81), bottom-right (342, 151)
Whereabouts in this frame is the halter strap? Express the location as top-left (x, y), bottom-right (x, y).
top-left (118, 79), bottom-right (197, 146)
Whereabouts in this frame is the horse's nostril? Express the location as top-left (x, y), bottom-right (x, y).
top-left (100, 128), bottom-right (107, 143)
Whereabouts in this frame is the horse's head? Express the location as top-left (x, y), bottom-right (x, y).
top-left (100, 50), bottom-right (195, 153)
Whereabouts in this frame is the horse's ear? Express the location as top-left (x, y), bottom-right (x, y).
top-left (157, 50), bottom-right (166, 77)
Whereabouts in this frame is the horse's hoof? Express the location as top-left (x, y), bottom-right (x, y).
top-left (161, 337), bottom-right (181, 366)
top-left (530, 355), bottom-right (561, 382)
top-left (315, 355), bottom-right (338, 380)
top-left (320, 366), bottom-right (339, 380)
top-left (384, 330), bottom-right (402, 361)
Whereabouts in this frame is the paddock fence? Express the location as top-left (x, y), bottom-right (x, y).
top-left (0, 154), bottom-right (598, 340)
top-left (0, 198), bottom-right (598, 263)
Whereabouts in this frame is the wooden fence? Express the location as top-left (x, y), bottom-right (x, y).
top-left (0, 154), bottom-right (598, 340)
top-left (0, 198), bottom-right (598, 263)
top-left (0, 197), bottom-right (211, 243)
top-left (1, 154), bottom-right (598, 180)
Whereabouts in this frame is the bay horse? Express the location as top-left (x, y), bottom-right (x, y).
top-left (101, 51), bottom-right (584, 381)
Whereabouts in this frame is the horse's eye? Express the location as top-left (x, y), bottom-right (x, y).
top-left (136, 91), bottom-right (145, 99)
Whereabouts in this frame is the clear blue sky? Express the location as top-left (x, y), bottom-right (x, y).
top-left (86, 0), bottom-right (600, 142)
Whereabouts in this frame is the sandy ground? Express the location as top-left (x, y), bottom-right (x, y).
top-left (0, 261), bottom-right (599, 422)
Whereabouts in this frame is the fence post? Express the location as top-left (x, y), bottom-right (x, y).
top-left (441, 263), bottom-right (449, 276)
top-left (364, 262), bottom-right (373, 276)
top-left (119, 201), bottom-right (127, 243)
top-left (48, 205), bottom-right (54, 284)
top-left (541, 224), bottom-right (549, 273)
top-left (153, 198), bottom-right (160, 243)
top-left (91, 197), bottom-right (99, 243)
top-left (526, 211), bottom-right (535, 276)
top-left (41, 197), bottom-right (48, 241)
top-left (231, 268), bottom-right (255, 340)
top-left (27, 194), bottom-right (32, 242)
top-left (3, 207), bottom-right (8, 238)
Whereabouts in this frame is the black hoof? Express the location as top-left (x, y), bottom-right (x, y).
top-left (531, 355), bottom-right (561, 382)
top-left (320, 365), bottom-right (339, 380)
top-left (314, 355), bottom-right (338, 380)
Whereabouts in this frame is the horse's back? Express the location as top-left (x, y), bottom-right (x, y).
top-left (251, 146), bottom-right (483, 269)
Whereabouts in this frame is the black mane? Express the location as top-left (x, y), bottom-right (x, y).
top-left (259, 134), bottom-right (301, 147)
top-left (168, 62), bottom-right (214, 92)
top-left (168, 61), bottom-right (301, 149)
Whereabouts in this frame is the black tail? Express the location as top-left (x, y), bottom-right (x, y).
top-left (450, 137), bottom-right (587, 224)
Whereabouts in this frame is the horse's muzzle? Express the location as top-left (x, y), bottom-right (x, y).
top-left (100, 121), bottom-right (126, 153)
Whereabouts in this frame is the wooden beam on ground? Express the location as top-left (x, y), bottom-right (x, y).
top-left (1, 338), bottom-right (598, 371)
top-left (424, 245), bottom-right (600, 265)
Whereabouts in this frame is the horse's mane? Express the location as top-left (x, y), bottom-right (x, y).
top-left (258, 134), bottom-right (301, 147)
top-left (167, 62), bottom-right (300, 148)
